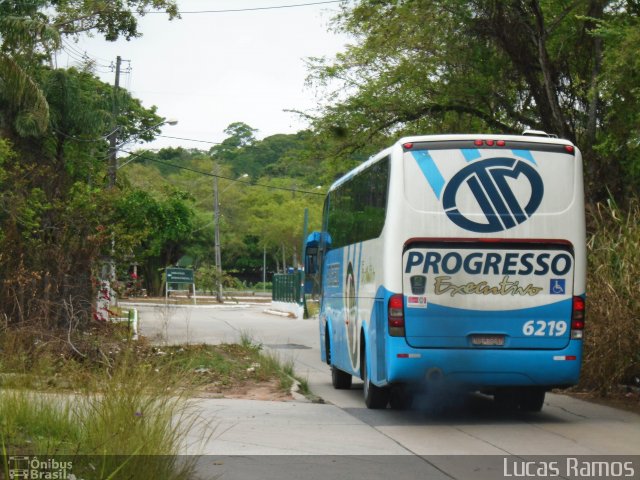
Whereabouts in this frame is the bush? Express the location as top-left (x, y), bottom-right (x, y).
top-left (253, 282), bottom-right (272, 291)
top-left (580, 199), bottom-right (640, 394)
top-left (224, 276), bottom-right (245, 290)
top-left (195, 265), bottom-right (245, 293)
top-left (0, 349), bottom-right (197, 479)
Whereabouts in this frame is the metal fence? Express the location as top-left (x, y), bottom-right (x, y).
top-left (272, 271), bottom-right (304, 304)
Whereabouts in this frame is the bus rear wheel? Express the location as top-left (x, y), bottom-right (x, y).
top-left (494, 388), bottom-right (519, 411)
top-left (331, 366), bottom-right (352, 389)
top-left (494, 387), bottom-right (546, 412)
top-left (362, 344), bottom-right (389, 409)
top-left (519, 388), bottom-right (546, 412)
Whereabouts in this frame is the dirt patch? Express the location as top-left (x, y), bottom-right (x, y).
top-left (0, 326), bottom-right (298, 403)
top-left (195, 379), bottom-right (293, 401)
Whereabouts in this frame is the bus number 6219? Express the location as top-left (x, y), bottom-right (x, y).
top-left (523, 320), bottom-right (568, 337)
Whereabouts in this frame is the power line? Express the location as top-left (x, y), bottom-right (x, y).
top-left (51, 127), bottom-right (114, 143)
top-left (143, 1), bottom-right (344, 14)
top-left (49, 131), bottom-right (216, 147)
top-left (119, 148), bottom-right (325, 196)
top-left (60, 46), bottom-right (84, 62)
top-left (157, 135), bottom-right (221, 144)
top-left (61, 39), bottom-right (113, 69)
top-left (61, 39), bottom-right (88, 59)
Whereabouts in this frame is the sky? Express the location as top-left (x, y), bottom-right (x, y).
top-left (56, 0), bottom-right (351, 151)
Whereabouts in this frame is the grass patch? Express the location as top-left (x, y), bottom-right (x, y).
top-left (0, 353), bottom-right (196, 479)
top-left (305, 300), bottom-right (320, 318)
top-left (0, 322), bottom-right (302, 476)
top-left (580, 199), bottom-right (640, 395)
top-left (295, 376), bottom-right (311, 396)
top-left (148, 342), bottom-right (297, 395)
top-left (0, 324), bottom-right (298, 397)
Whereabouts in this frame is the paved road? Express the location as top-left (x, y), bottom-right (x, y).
top-left (132, 302), bottom-right (640, 477)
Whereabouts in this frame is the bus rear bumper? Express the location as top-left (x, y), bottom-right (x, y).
top-left (385, 340), bottom-right (582, 389)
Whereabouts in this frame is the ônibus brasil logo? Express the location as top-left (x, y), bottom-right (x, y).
top-left (441, 158), bottom-right (544, 233)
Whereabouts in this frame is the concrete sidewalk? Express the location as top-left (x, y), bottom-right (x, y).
top-left (180, 398), bottom-right (544, 480)
top-left (178, 398), bottom-right (455, 480)
top-left (182, 397), bottom-right (410, 456)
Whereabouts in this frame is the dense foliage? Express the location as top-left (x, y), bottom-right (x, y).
top-left (121, 124), bottom-right (331, 291)
top-left (0, 0), bottom-right (177, 325)
top-left (583, 200), bottom-right (640, 393)
top-left (307, 0), bottom-right (640, 203)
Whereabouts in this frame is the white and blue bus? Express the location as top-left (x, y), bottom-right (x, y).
top-left (305, 133), bottom-right (586, 411)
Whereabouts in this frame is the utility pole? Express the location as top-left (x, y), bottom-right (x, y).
top-left (98, 55), bottom-right (122, 316)
top-left (108, 55), bottom-right (122, 189)
top-left (213, 164), bottom-right (223, 303)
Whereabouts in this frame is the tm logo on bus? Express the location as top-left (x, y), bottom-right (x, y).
top-left (442, 158), bottom-right (544, 233)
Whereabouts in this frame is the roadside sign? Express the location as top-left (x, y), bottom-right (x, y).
top-left (165, 267), bottom-right (196, 305)
top-left (166, 267), bottom-right (194, 284)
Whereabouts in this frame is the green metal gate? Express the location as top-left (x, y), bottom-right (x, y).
top-left (272, 271), bottom-right (304, 305)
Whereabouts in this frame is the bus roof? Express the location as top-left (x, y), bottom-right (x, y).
top-left (328, 133), bottom-right (576, 193)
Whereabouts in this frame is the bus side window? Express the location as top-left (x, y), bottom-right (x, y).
top-left (305, 246), bottom-right (318, 274)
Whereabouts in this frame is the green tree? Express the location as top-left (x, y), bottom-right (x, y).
top-left (240, 179), bottom-right (323, 273)
top-left (0, 67), bottom-right (168, 324)
top-left (0, 0), bottom-right (178, 325)
top-left (209, 122), bottom-right (259, 177)
top-left (113, 188), bottom-right (195, 296)
top-left (307, 0), bottom-right (640, 200)
top-left (0, 0), bottom-right (177, 137)
top-left (594, 11), bottom-right (640, 188)
top-left (120, 135), bottom-right (328, 285)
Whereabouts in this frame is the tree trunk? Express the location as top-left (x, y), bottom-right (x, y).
top-left (529, 0), bottom-right (570, 139)
top-left (292, 245), bottom-right (298, 270)
top-left (585, 36), bottom-right (602, 147)
top-left (281, 243), bottom-right (286, 272)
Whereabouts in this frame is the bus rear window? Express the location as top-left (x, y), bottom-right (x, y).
top-left (403, 148), bottom-right (576, 219)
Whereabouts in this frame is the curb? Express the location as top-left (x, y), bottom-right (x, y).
top-left (263, 309), bottom-right (295, 318)
top-left (288, 376), bottom-right (324, 404)
top-left (289, 377), bottom-right (309, 402)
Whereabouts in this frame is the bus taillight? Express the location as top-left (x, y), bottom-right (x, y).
top-left (388, 294), bottom-right (405, 337)
top-left (571, 296), bottom-right (585, 339)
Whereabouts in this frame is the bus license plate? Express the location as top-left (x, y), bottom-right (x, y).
top-left (471, 335), bottom-right (505, 346)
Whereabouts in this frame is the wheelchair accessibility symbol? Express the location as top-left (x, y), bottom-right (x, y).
top-left (550, 279), bottom-right (566, 295)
